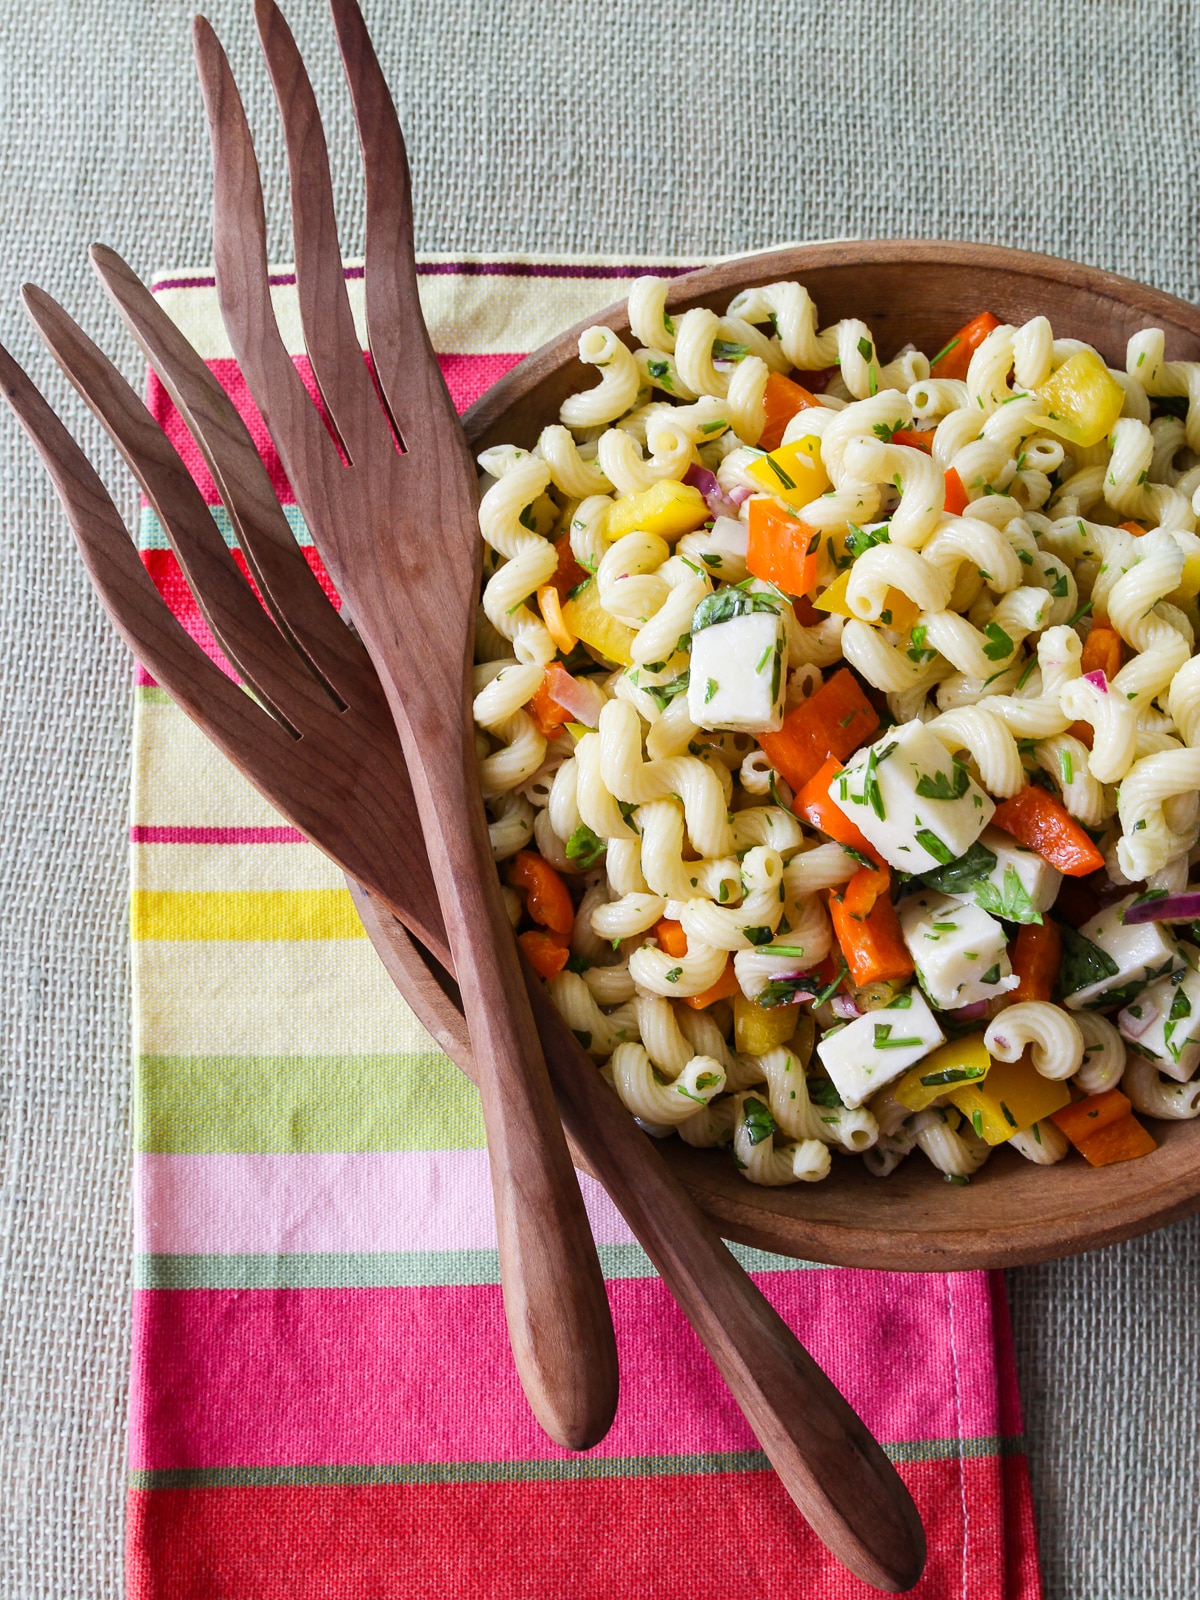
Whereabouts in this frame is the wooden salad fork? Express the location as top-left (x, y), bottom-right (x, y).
top-left (0, 262), bottom-right (925, 1591)
top-left (189, 0), bottom-right (620, 1451)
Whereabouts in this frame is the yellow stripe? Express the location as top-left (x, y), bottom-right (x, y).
top-left (131, 889), bottom-right (366, 942)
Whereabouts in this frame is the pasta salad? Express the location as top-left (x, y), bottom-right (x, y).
top-left (471, 276), bottom-right (1200, 1187)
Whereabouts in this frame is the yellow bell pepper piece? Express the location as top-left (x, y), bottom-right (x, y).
top-left (603, 479), bottom-right (709, 542)
top-left (733, 992), bottom-right (801, 1055)
top-left (1035, 349), bottom-right (1125, 449)
top-left (746, 436), bottom-right (830, 510)
top-left (893, 1033), bottom-right (991, 1114)
top-left (813, 570), bottom-right (921, 632)
top-left (948, 1050), bottom-right (1070, 1144)
top-left (560, 579), bottom-right (638, 666)
top-left (1168, 530), bottom-right (1200, 601)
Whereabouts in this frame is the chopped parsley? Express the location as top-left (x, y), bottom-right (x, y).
top-left (565, 824), bottom-right (607, 870)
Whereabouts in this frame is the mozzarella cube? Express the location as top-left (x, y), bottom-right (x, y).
top-left (816, 988), bottom-right (945, 1108)
top-left (1061, 895), bottom-right (1185, 1011)
top-left (830, 721), bottom-right (994, 873)
top-left (687, 600), bottom-right (785, 734)
top-left (1118, 962), bottom-right (1200, 1082)
top-left (897, 889), bottom-right (1019, 1010)
top-left (974, 825), bottom-right (1061, 919)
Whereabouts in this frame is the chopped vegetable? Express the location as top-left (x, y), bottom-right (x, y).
top-left (561, 579), bottom-right (638, 666)
top-left (682, 956), bottom-right (741, 1010)
top-left (890, 429), bottom-right (934, 453)
top-left (1010, 919), bottom-right (1062, 1003)
top-left (759, 372), bottom-right (821, 452)
top-left (948, 1049), bottom-right (1071, 1144)
top-left (757, 667), bottom-right (880, 793)
top-left (545, 532), bottom-right (589, 601)
top-left (653, 917), bottom-right (689, 958)
top-left (894, 1033), bottom-right (991, 1114)
top-left (990, 786), bottom-right (1105, 877)
top-left (812, 569), bottom-right (921, 632)
top-left (518, 928), bottom-right (570, 980)
top-left (733, 992), bottom-right (802, 1054)
top-left (745, 435), bottom-right (829, 509)
top-left (603, 478), bottom-right (709, 542)
top-left (829, 873), bottom-right (914, 987)
top-left (508, 851), bottom-right (575, 938)
top-left (943, 466), bottom-right (969, 517)
top-left (1124, 891), bottom-right (1200, 926)
top-left (794, 757), bottom-right (879, 857)
top-left (1080, 625), bottom-right (1122, 681)
top-left (1050, 1087), bottom-right (1157, 1166)
top-left (930, 312), bottom-right (1001, 381)
top-left (1035, 349), bottom-right (1125, 448)
top-left (746, 499), bottom-right (821, 597)
top-left (526, 668), bottom-right (571, 737)
top-left (536, 585), bottom-right (577, 655)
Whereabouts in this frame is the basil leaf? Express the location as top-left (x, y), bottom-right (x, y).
top-left (741, 1095), bottom-right (777, 1145)
top-left (806, 1076), bottom-right (845, 1109)
top-left (566, 824), bottom-right (607, 870)
top-left (973, 865), bottom-right (1043, 926)
top-left (691, 587), bottom-right (782, 633)
top-left (1057, 925), bottom-right (1120, 998)
top-left (916, 840), bottom-right (997, 896)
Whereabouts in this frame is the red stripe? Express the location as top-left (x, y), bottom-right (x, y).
top-left (130, 826), bottom-right (308, 845)
top-left (126, 1454), bottom-right (1035, 1600)
top-left (146, 353), bottom-right (520, 506)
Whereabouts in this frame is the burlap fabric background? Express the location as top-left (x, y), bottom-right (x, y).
top-left (2, 2), bottom-right (1198, 1595)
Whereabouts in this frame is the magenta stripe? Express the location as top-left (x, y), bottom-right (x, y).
top-left (152, 261), bottom-right (701, 293)
top-left (129, 1269), bottom-right (1001, 1469)
top-left (130, 825), bottom-right (307, 846)
top-left (134, 1152), bottom-right (636, 1256)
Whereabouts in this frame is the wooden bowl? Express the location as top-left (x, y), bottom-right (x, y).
top-left (463, 239), bottom-right (1200, 1272)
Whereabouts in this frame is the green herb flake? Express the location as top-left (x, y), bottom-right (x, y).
top-left (741, 1096), bottom-right (777, 1145)
top-left (873, 1023), bottom-right (924, 1049)
top-left (982, 621), bottom-right (1015, 662)
top-left (566, 824), bottom-right (607, 870)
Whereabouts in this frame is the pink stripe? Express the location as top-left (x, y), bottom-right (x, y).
top-left (129, 1270), bottom-right (999, 1469)
top-left (134, 1152), bottom-right (637, 1256)
top-left (130, 826), bottom-right (307, 845)
top-left (147, 353), bottom-right (520, 506)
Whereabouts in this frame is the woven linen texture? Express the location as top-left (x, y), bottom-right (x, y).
top-left (2, 3), bottom-right (1199, 1598)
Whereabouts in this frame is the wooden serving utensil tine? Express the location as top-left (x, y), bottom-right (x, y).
top-left (194, 5), bottom-right (621, 1451)
top-left (1, 331), bottom-right (925, 1590)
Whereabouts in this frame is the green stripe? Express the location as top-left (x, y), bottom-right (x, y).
top-left (136, 1053), bottom-right (485, 1153)
top-left (136, 686), bottom-right (174, 705)
top-left (130, 1436), bottom-right (1023, 1492)
top-left (138, 501), bottom-right (313, 553)
top-left (134, 1241), bottom-right (827, 1290)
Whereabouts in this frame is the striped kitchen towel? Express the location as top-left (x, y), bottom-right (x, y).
top-left (125, 254), bottom-right (1043, 1599)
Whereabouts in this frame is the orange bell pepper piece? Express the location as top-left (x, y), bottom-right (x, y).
top-left (793, 757), bottom-right (879, 861)
top-left (1009, 919), bottom-right (1062, 1004)
top-left (1119, 520), bottom-right (1145, 537)
top-left (759, 372), bottom-right (821, 453)
top-left (682, 956), bottom-right (742, 1009)
top-left (1080, 625), bottom-right (1122, 680)
top-left (1051, 1087), bottom-right (1157, 1167)
top-left (546, 533), bottom-right (588, 601)
top-left (653, 917), bottom-right (689, 958)
top-left (943, 466), bottom-right (969, 516)
top-left (525, 662), bottom-right (586, 738)
top-left (758, 668), bottom-right (880, 794)
top-left (746, 499), bottom-right (821, 597)
top-left (990, 786), bottom-right (1105, 877)
top-left (508, 850), bottom-right (575, 937)
top-left (890, 429), bottom-right (934, 453)
top-left (518, 928), bottom-right (571, 980)
top-left (931, 311), bottom-right (1001, 381)
top-left (829, 870), bottom-right (913, 987)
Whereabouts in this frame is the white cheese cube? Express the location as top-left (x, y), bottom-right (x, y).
top-left (1061, 895), bottom-right (1185, 1011)
top-left (829, 721), bottom-right (994, 873)
top-left (1118, 961), bottom-right (1200, 1082)
top-left (687, 599), bottom-right (785, 734)
top-left (974, 825), bottom-right (1061, 920)
top-left (897, 889), bottom-right (1019, 1010)
top-left (816, 988), bottom-right (945, 1108)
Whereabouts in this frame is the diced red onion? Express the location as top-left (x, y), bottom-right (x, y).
top-left (1117, 1003), bottom-right (1153, 1039)
top-left (1123, 890), bottom-right (1200, 925)
top-left (683, 462), bottom-right (741, 520)
top-left (948, 999), bottom-right (989, 1023)
top-left (728, 485), bottom-right (753, 506)
top-left (1083, 669), bottom-right (1109, 693)
top-left (549, 671), bottom-right (606, 728)
top-left (830, 994), bottom-right (862, 1020)
top-left (800, 366), bottom-right (837, 392)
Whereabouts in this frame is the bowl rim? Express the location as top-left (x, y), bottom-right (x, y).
top-left (462, 238), bottom-right (1200, 1270)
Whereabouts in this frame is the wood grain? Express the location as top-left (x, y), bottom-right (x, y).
top-left (462, 237), bottom-right (1200, 1272)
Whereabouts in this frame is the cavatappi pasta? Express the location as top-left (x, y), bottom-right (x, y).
top-left (472, 282), bottom-right (1200, 1187)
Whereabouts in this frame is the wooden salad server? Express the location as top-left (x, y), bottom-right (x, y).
top-left (191, 0), bottom-right (619, 1451)
top-left (2, 254), bottom-right (926, 1590)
